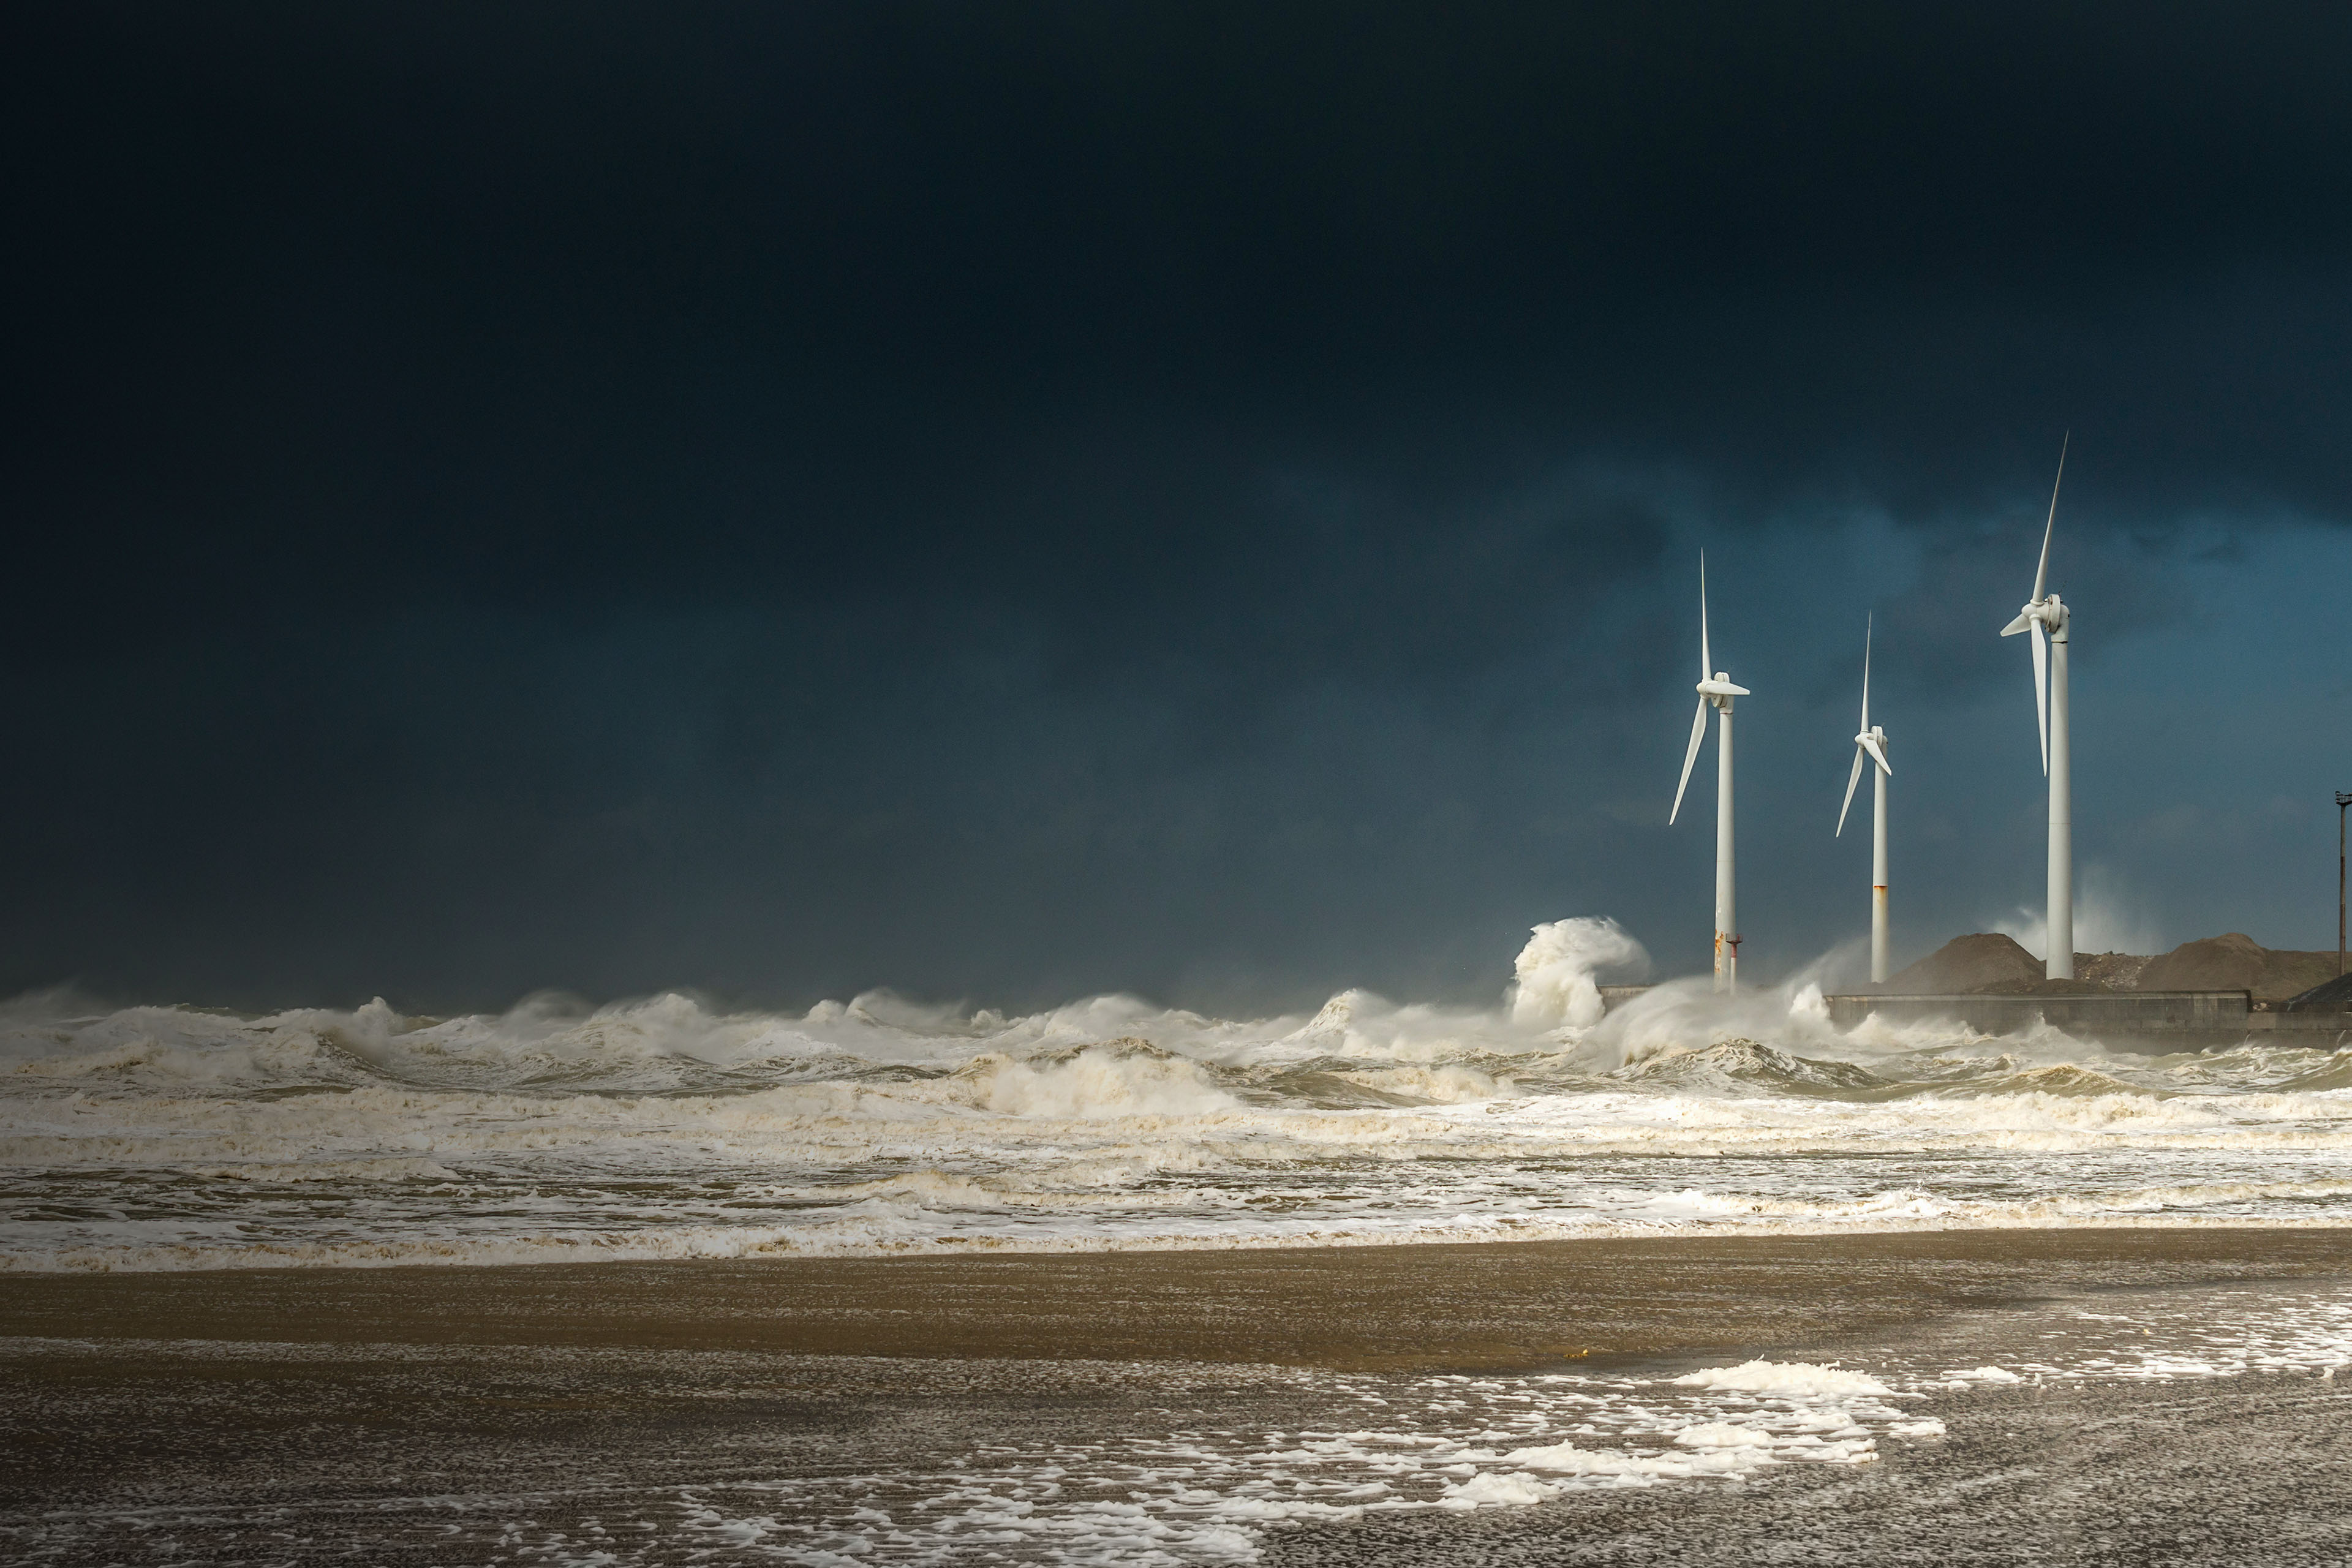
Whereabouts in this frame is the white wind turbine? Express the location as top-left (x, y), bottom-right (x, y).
top-left (1670, 552), bottom-right (1751, 993)
top-left (2000, 434), bottom-right (2074, 979)
top-left (1836, 616), bottom-right (1894, 983)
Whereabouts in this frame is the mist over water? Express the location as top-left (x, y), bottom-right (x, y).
top-left (6, 916), bottom-right (2352, 1274)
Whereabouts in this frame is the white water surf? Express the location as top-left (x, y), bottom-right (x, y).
top-left (7, 918), bottom-right (2352, 1273)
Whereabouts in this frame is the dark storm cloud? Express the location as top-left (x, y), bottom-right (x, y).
top-left (3, 4), bottom-right (2349, 1011)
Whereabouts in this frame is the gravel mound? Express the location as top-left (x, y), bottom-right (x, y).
top-left (1883, 933), bottom-right (2043, 993)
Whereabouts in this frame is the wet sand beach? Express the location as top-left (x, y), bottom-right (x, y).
top-left (9, 1226), bottom-right (2352, 1369)
top-left (8, 1228), bottom-right (2352, 1564)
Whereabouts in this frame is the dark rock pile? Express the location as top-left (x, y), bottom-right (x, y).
top-left (1882, 932), bottom-right (2343, 1000)
top-left (2138, 933), bottom-right (2341, 1001)
top-left (2076, 951), bottom-right (2154, 989)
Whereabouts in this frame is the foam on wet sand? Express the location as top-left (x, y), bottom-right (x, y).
top-left (7, 1234), bottom-right (2352, 1564)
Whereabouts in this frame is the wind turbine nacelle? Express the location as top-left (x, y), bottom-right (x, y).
top-left (2002, 597), bottom-right (2068, 638)
top-left (1697, 676), bottom-right (1750, 698)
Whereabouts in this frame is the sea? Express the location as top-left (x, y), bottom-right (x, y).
top-left (6, 917), bottom-right (2352, 1274)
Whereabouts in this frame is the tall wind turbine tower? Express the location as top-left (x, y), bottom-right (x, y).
top-left (1836, 616), bottom-right (1894, 983)
top-left (2001, 435), bottom-right (2074, 979)
top-left (1671, 554), bottom-right (1751, 992)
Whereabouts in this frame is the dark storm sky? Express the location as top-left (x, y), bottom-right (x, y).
top-left (6, 3), bottom-right (2351, 1015)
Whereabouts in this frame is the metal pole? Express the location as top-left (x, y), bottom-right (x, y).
top-left (2338, 791), bottom-right (2350, 978)
top-left (1715, 698), bottom-right (1736, 994)
top-left (1871, 748), bottom-right (1890, 984)
top-left (2046, 606), bottom-right (2073, 979)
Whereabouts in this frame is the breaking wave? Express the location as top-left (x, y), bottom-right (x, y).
top-left (6, 918), bottom-right (2352, 1272)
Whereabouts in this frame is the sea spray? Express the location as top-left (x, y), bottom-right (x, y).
top-left (1508, 917), bottom-right (1649, 1029)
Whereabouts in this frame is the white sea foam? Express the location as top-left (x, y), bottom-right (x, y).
top-left (742, 1291), bottom-right (2352, 1560)
top-left (1668, 1360), bottom-right (1896, 1398)
top-left (6, 920), bottom-right (2352, 1272)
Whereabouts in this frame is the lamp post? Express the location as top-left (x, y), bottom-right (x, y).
top-left (2339, 791), bottom-right (2351, 979)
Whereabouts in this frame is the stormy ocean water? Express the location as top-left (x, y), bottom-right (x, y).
top-left (9, 918), bottom-right (2352, 1275)
top-left (8, 918), bottom-right (2352, 1564)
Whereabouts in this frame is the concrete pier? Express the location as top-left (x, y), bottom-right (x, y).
top-left (1595, 985), bottom-right (2350, 1049)
top-left (1823, 989), bottom-right (2349, 1050)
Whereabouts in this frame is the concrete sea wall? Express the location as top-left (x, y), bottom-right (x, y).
top-left (1595, 986), bottom-right (2349, 1049)
top-left (1824, 990), bottom-right (2350, 1049)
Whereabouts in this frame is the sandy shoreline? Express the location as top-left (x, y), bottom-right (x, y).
top-left (9, 1226), bottom-right (2352, 1370)
top-left (11, 1229), bottom-right (2352, 1564)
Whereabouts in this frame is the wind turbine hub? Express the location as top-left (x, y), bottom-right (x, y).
top-left (2013, 596), bottom-right (2071, 641)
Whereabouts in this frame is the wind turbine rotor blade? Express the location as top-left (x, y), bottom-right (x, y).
top-left (2033, 431), bottom-right (2068, 605)
top-left (1861, 733), bottom-right (1892, 775)
top-left (2000, 611), bottom-right (2032, 636)
top-left (1670, 697), bottom-right (1708, 824)
top-left (1836, 746), bottom-right (1864, 837)
top-left (1698, 552), bottom-right (1712, 680)
top-left (1860, 616), bottom-right (1872, 732)
top-left (2031, 618), bottom-right (2049, 775)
